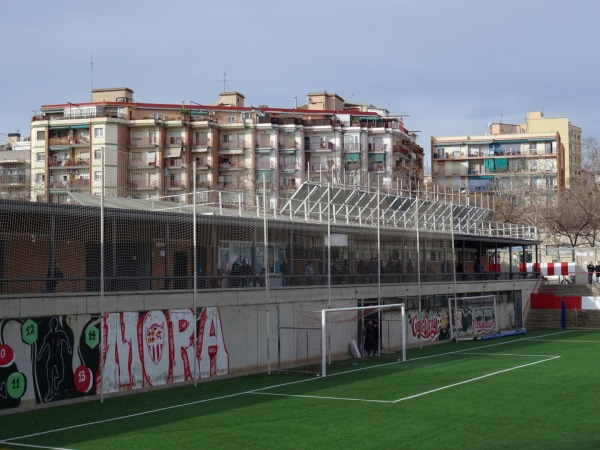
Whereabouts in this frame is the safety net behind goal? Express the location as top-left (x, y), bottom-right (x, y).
top-left (278, 303), bottom-right (406, 376)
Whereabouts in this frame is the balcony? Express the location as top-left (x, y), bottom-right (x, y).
top-left (218, 162), bottom-right (246, 170)
top-left (128, 180), bottom-right (159, 190)
top-left (219, 141), bottom-right (247, 153)
top-left (167, 137), bottom-right (185, 147)
top-left (48, 158), bottom-right (89, 168)
top-left (368, 163), bottom-right (386, 172)
top-left (279, 141), bottom-right (298, 150)
top-left (256, 140), bottom-right (274, 149)
top-left (191, 139), bottom-right (211, 152)
top-left (129, 138), bottom-right (160, 147)
top-left (49, 179), bottom-right (90, 189)
top-left (307, 141), bottom-right (335, 151)
top-left (165, 180), bottom-right (185, 190)
top-left (49, 136), bottom-right (90, 147)
top-left (343, 143), bottom-right (361, 152)
top-left (279, 163), bottom-right (299, 171)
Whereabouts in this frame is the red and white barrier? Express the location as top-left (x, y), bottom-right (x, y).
top-left (525, 262), bottom-right (575, 276)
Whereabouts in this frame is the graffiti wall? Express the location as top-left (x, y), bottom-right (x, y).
top-left (0, 307), bottom-right (228, 411)
top-left (408, 308), bottom-right (451, 343)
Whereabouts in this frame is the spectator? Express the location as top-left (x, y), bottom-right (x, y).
top-left (364, 320), bottom-right (378, 356)
top-left (305, 260), bottom-right (315, 285)
top-left (587, 261), bottom-right (595, 284)
top-left (473, 256), bottom-right (482, 280)
top-left (456, 260), bottom-right (464, 281)
top-left (257, 268), bottom-right (266, 287)
top-left (280, 258), bottom-right (290, 286)
top-left (595, 261), bottom-right (600, 284)
top-left (45, 263), bottom-right (63, 293)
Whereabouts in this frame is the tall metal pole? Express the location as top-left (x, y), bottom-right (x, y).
top-left (327, 182), bottom-right (331, 308)
top-left (262, 174), bottom-right (271, 374)
top-left (415, 194), bottom-right (422, 349)
top-left (100, 147), bottom-right (105, 403)
top-left (192, 162), bottom-right (198, 385)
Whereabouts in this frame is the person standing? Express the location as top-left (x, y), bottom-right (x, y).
top-left (595, 261), bottom-right (600, 284)
top-left (364, 320), bottom-right (377, 356)
top-left (305, 260), bottom-right (315, 285)
top-left (280, 257), bottom-right (290, 286)
top-left (587, 261), bottom-right (595, 284)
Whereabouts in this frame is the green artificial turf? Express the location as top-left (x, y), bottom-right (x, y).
top-left (1, 329), bottom-right (598, 449)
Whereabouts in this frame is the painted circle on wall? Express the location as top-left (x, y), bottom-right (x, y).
top-left (0, 344), bottom-right (15, 367)
top-left (74, 365), bottom-right (94, 393)
top-left (7, 371), bottom-right (26, 399)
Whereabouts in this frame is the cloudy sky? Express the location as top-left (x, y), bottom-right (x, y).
top-left (3, 0), bottom-right (598, 166)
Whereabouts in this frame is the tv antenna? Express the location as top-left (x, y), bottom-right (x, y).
top-left (222, 72), bottom-right (231, 92)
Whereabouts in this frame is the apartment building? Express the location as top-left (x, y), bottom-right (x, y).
top-left (0, 132), bottom-right (30, 200)
top-left (29, 88), bottom-right (423, 204)
top-left (431, 112), bottom-right (582, 193)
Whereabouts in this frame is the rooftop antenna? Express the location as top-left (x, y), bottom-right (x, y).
top-left (222, 72), bottom-right (231, 92)
top-left (90, 52), bottom-right (94, 100)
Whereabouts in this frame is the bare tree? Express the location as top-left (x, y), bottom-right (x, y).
top-left (583, 136), bottom-right (600, 173)
top-left (539, 182), bottom-right (600, 247)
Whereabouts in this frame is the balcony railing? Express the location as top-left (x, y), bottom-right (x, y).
top-left (343, 143), bottom-right (361, 152)
top-left (49, 137), bottom-right (90, 146)
top-left (49, 179), bottom-right (90, 189)
top-left (192, 139), bottom-right (211, 147)
top-left (127, 180), bottom-right (159, 189)
top-left (279, 141), bottom-right (298, 150)
top-left (130, 138), bottom-right (159, 146)
top-left (167, 137), bottom-right (185, 146)
top-left (218, 162), bottom-right (246, 170)
top-left (368, 163), bottom-right (386, 172)
top-left (48, 158), bottom-right (89, 167)
top-left (219, 141), bottom-right (247, 150)
top-left (256, 140), bottom-right (274, 149)
top-left (307, 142), bottom-right (335, 151)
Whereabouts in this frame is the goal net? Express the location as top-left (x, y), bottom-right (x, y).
top-left (278, 303), bottom-right (406, 377)
top-left (448, 295), bottom-right (507, 341)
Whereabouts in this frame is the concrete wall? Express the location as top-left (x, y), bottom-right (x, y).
top-left (0, 279), bottom-right (535, 413)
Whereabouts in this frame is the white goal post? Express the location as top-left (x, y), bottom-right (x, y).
top-left (448, 295), bottom-right (501, 341)
top-left (320, 303), bottom-right (406, 377)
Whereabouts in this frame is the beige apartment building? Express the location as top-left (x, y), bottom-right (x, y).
top-left (431, 112), bottom-right (582, 194)
top-left (29, 88), bottom-right (423, 204)
top-left (0, 132), bottom-right (30, 201)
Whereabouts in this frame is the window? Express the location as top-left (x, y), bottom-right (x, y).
top-left (36, 152), bottom-right (45, 162)
top-left (227, 116), bottom-right (236, 124)
top-left (131, 152), bottom-right (142, 161)
top-left (94, 149), bottom-right (102, 159)
top-left (94, 128), bottom-right (103, 138)
top-left (36, 131), bottom-right (45, 141)
top-left (132, 131), bottom-right (142, 141)
top-left (94, 171), bottom-right (102, 181)
top-left (35, 173), bottom-right (45, 182)
top-left (223, 134), bottom-right (233, 142)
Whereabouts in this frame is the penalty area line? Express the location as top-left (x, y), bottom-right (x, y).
top-left (392, 355), bottom-right (560, 403)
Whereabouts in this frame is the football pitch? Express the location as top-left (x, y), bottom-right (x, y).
top-left (1, 329), bottom-right (598, 449)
